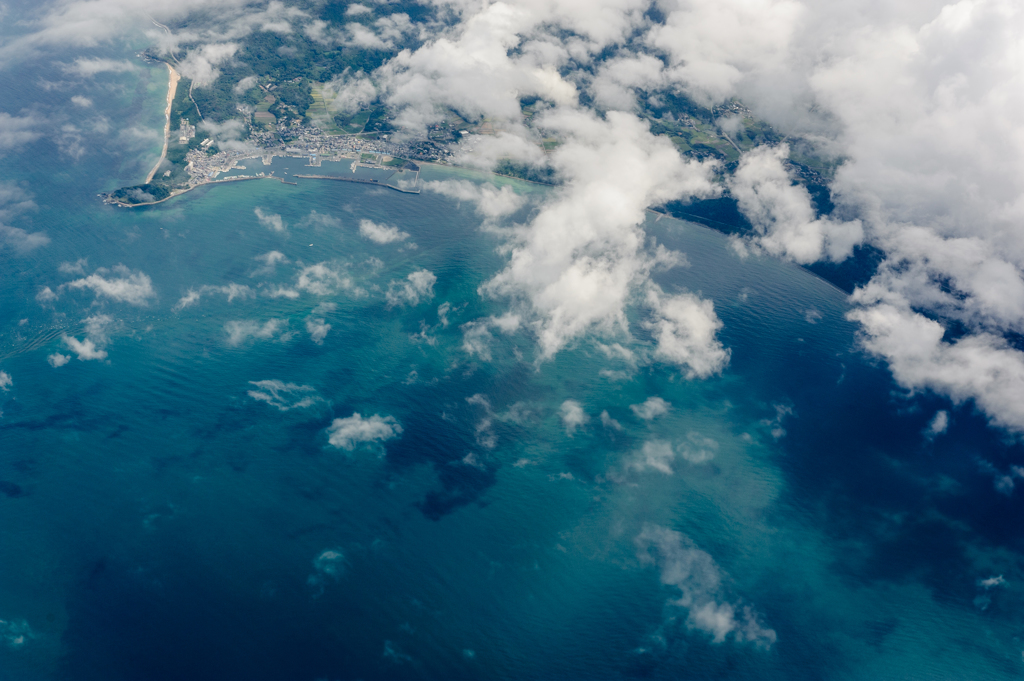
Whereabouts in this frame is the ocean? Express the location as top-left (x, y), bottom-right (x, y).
top-left (2, 40), bottom-right (1024, 681)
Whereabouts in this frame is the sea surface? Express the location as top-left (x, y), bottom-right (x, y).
top-left (3, 40), bottom-right (1024, 681)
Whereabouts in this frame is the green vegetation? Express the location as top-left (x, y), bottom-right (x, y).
top-left (360, 152), bottom-right (377, 163)
top-left (494, 159), bottom-right (555, 185)
top-left (334, 109), bottom-right (371, 134)
top-left (382, 156), bottom-right (408, 167)
top-left (363, 106), bottom-right (393, 133)
top-left (108, 183), bottom-right (171, 205)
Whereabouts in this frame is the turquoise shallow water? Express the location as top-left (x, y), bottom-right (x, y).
top-left (3, 43), bottom-right (1024, 681)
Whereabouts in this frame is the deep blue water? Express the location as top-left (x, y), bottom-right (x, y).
top-left (2, 40), bottom-right (1024, 681)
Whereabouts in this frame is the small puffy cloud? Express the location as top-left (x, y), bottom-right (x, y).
top-left (178, 42), bottom-right (239, 87)
top-left (560, 399), bottom-right (588, 436)
top-left (173, 283), bottom-right (253, 310)
top-left (47, 353), bottom-right (70, 368)
top-left (847, 303), bottom-right (1024, 432)
top-left (247, 380), bottom-right (323, 411)
top-left (36, 286), bottom-right (57, 303)
top-left (306, 316), bottom-right (330, 344)
top-left (64, 265), bottom-right (155, 306)
top-left (636, 524), bottom-right (775, 648)
top-left (307, 548), bottom-right (346, 596)
top-left (345, 3), bottom-right (372, 16)
top-left (424, 180), bottom-right (526, 220)
top-left (386, 269), bottom-right (436, 307)
top-left (679, 432), bottom-right (718, 463)
top-left (0, 618), bottom-right (32, 648)
top-left (254, 207), bottom-right (286, 233)
top-left (591, 53), bottom-right (667, 111)
top-left (644, 285), bottom-right (729, 379)
top-left (601, 409), bottom-right (623, 431)
top-left (0, 224), bottom-right (49, 252)
top-left (58, 258), bottom-right (87, 274)
top-left (729, 145), bottom-right (863, 264)
top-left (460, 313), bottom-right (520, 361)
top-left (0, 112), bottom-right (43, 151)
top-left (199, 118), bottom-right (250, 151)
top-left (327, 412), bottom-right (403, 451)
top-left (65, 58), bottom-right (135, 76)
top-left (296, 262), bottom-right (353, 296)
top-left (252, 250), bottom-right (288, 276)
top-left (71, 95), bottom-right (92, 107)
top-left (632, 439), bottom-right (676, 474)
top-left (630, 396), bottom-right (671, 420)
top-left (224, 319), bottom-right (288, 346)
top-left (359, 219), bottom-right (409, 244)
top-left (321, 70), bottom-right (377, 115)
top-left (174, 289), bottom-right (202, 310)
top-left (233, 75), bottom-right (257, 95)
top-left (926, 410), bottom-right (949, 439)
top-left (0, 371), bottom-right (11, 390)
top-left (630, 433), bottom-right (718, 474)
top-left (62, 334), bottom-right (107, 361)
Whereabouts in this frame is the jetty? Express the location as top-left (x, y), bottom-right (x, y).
top-left (293, 173), bottom-right (421, 194)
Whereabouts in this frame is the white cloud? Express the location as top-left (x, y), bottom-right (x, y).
top-left (305, 317), bottom-right (331, 344)
top-left (174, 289), bottom-right (202, 310)
top-left (632, 439), bottom-right (677, 474)
top-left (926, 410), bottom-right (949, 439)
top-left (233, 75), bottom-right (257, 95)
top-left (679, 431), bottom-right (719, 463)
top-left (254, 207), bottom-right (286, 233)
top-left (460, 313), bottom-right (521, 361)
top-left (326, 412), bottom-right (403, 451)
top-left (174, 283), bottom-right (254, 310)
top-left (58, 258), bottom-right (87, 274)
top-left (177, 42), bottom-right (239, 87)
top-left (644, 285), bottom-right (730, 379)
top-left (846, 303), bottom-right (1024, 431)
top-left (296, 262), bottom-right (354, 296)
top-left (559, 399), bottom-right (588, 436)
top-left (359, 219), bottom-right (410, 244)
top-left (321, 70), bottom-right (377, 115)
top-left (636, 524), bottom-right (775, 647)
top-left (247, 380), bottom-right (323, 411)
top-left (0, 224), bottom-right (49, 252)
top-left (224, 319), bottom-right (288, 346)
top-left (0, 618), bottom-right (32, 648)
top-left (601, 409), bottom-right (623, 431)
top-left (65, 58), bottom-right (136, 76)
top-left (0, 371), bottom-right (10, 390)
top-left (199, 118), bottom-right (251, 152)
top-left (36, 286), bottom-right (58, 303)
top-left (47, 353), bottom-right (70, 368)
top-left (0, 112), bottom-right (43, 151)
top-left (307, 548), bottom-right (346, 596)
top-left (386, 269), bottom-right (436, 307)
top-left (62, 334), bottom-right (107, 361)
top-left (480, 110), bottom-right (719, 361)
top-left (252, 250), bottom-right (288, 276)
top-left (71, 95), bottom-right (92, 108)
top-left (64, 265), bottom-right (155, 306)
top-left (59, 314), bottom-right (114, 362)
top-left (729, 145), bottom-right (863, 264)
top-left (424, 180), bottom-right (526, 220)
top-left (630, 396), bottom-right (671, 420)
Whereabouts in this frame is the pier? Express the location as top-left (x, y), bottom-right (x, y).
top-left (293, 173), bottom-right (421, 194)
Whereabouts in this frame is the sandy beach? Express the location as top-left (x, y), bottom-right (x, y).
top-left (144, 62), bottom-right (180, 184)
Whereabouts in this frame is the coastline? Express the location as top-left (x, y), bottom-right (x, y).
top-left (144, 62), bottom-right (180, 184)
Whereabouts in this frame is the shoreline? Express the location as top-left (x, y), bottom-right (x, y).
top-left (144, 62), bottom-right (180, 184)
